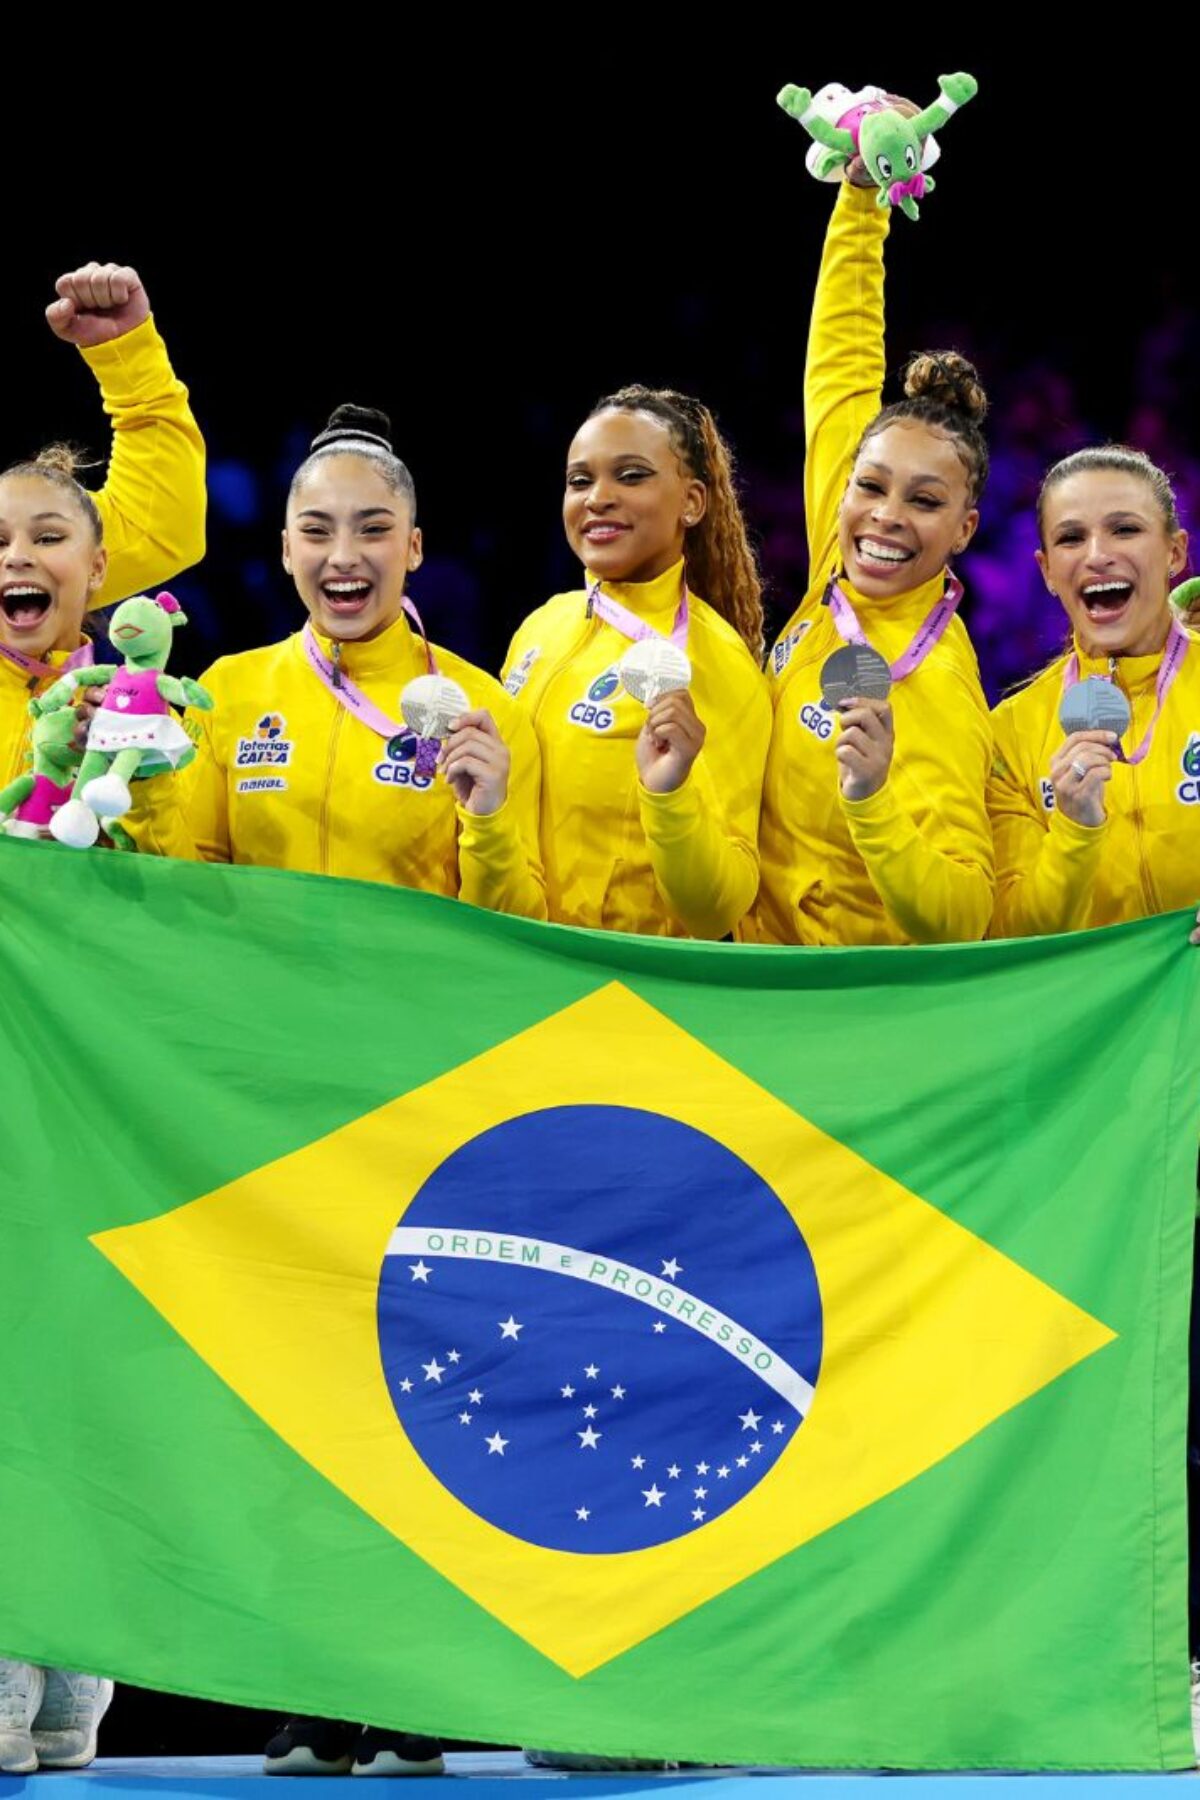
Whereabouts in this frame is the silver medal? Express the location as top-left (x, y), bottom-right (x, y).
top-left (400, 674), bottom-right (471, 742)
top-left (618, 638), bottom-right (692, 707)
top-left (1058, 677), bottom-right (1131, 740)
top-left (819, 644), bottom-right (893, 707)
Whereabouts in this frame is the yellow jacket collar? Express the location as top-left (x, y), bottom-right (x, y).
top-left (303, 608), bottom-right (428, 683)
top-left (585, 559), bottom-right (689, 626)
top-left (1073, 636), bottom-right (1177, 693)
top-left (837, 566), bottom-right (948, 624)
top-left (0, 638), bottom-right (90, 686)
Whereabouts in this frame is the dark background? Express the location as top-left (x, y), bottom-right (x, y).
top-left (7, 41), bottom-right (1195, 1752)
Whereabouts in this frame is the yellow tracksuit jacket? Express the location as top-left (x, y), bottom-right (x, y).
top-left (0, 316), bottom-right (206, 789)
top-left (128, 611), bottom-right (547, 916)
top-left (501, 559), bottom-right (770, 938)
top-left (989, 634), bottom-right (1200, 935)
top-left (744, 180), bottom-right (994, 946)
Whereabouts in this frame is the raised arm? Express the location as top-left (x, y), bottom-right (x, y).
top-left (47, 264), bottom-right (206, 606)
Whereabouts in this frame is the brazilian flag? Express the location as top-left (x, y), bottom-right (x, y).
top-left (1, 845), bottom-right (1198, 1771)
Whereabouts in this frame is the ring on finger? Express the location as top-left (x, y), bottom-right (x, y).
top-left (1069, 759), bottom-right (1088, 779)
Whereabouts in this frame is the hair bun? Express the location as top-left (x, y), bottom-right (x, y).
top-left (902, 351), bottom-right (988, 425)
top-left (34, 442), bottom-right (86, 478)
top-left (311, 403), bottom-right (393, 454)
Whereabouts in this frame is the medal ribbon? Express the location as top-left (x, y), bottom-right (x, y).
top-left (824, 570), bottom-right (963, 684)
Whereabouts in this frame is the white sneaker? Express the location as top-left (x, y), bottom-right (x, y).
top-left (0, 1659), bottom-right (45, 1774)
top-left (32, 1670), bottom-right (114, 1769)
top-left (81, 773), bottom-right (132, 819)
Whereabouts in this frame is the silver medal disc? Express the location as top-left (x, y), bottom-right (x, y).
top-left (618, 638), bottom-right (692, 708)
top-left (1058, 676), bottom-right (1131, 739)
top-left (400, 674), bottom-right (471, 742)
top-left (819, 643), bottom-right (893, 708)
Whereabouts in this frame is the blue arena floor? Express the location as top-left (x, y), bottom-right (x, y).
top-left (0, 1752), bottom-right (1195, 1797)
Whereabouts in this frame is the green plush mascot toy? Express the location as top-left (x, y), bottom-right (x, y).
top-left (777, 74), bottom-right (978, 220)
top-left (30, 591), bottom-right (213, 850)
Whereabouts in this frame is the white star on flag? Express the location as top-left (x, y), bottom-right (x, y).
top-left (458, 1413), bottom-right (472, 1425)
top-left (499, 1316), bottom-right (523, 1340)
top-left (652, 1322), bottom-right (666, 1334)
top-left (611, 1385), bottom-right (626, 1399)
top-left (695, 1487), bottom-right (707, 1499)
top-left (399, 1378), bottom-right (413, 1394)
top-left (631, 1454), bottom-right (645, 1470)
top-left (447, 1350), bottom-right (461, 1363)
top-left (584, 1364), bottom-right (600, 1378)
top-left (739, 1409), bottom-right (762, 1432)
top-left (423, 1359), bottom-right (445, 1383)
top-left (643, 1485), bottom-right (665, 1507)
top-left (751, 1441), bottom-right (762, 1454)
top-left (561, 1384), bottom-right (575, 1398)
top-left (486, 1432), bottom-right (509, 1456)
top-left (737, 1455), bottom-right (749, 1468)
top-left (717, 1465), bottom-right (730, 1478)
top-left (408, 1261), bottom-right (431, 1283)
top-left (468, 1389), bottom-right (483, 1405)
top-left (772, 1421), bottom-right (786, 1434)
top-left (578, 1426), bottom-right (601, 1449)
top-left (583, 1404), bottom-right (598, 1419)
top-left (576, 1507), bottom-right (590, 1521)
top-left (692, 1507), bottom-right (706, 1521)
top-left (667, 1464), bottom-right (681, 1479)
top-left (696, 1461), bottom-right (709, 1474)
top-left (661, 1258), bottom-right (682, 1279)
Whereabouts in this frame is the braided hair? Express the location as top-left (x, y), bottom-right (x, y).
top-left (588, 385), bottom-right (765, 661)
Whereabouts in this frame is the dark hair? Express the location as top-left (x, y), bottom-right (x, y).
top-left (290, 404), bottom-right (417, 517)
top-left (1, 443), bottom-right (103, 541)
top-left (587, 385), bottom-right (765, 661)
top-left (1037, 444), bottom-right (1181, 543)
top-left (856, 351), bottom-right (990, 504)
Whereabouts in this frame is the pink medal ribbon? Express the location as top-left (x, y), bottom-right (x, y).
top-left (1061, 618), bottom-right (1190, 766)
top-left (585, 577), bottom-right (690, 649)
top-left (823, 570), bottom-right (963, 684)
top-left (0, 637), bottom-right (95, 683)
top-left (302, 598), bottom-right (444, 774)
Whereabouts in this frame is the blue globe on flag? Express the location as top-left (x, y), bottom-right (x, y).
top-left (377, 1105), bottom-right (823, 1553)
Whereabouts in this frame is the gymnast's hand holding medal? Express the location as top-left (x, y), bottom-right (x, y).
top-left (619, 637), bottom-right (705, 795)
top-left (400, 674), bottom-right (511, 816)
top-left (820, 643), bottom-right (895, 801)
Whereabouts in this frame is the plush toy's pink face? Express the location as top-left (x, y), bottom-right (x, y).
top-left (839, 421), bottom-right (978, 600)
top-left (1037, 469), bottom-right (1187, 659)
top-left (0, 475), bottom-right (106, 661)
top-left (283, 456), bottom-right (423, 644)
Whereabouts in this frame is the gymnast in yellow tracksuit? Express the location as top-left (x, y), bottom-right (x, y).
top-left (129, 405), bottom-right (545, 918)
top-left (989, 445), bottom-right (1198, 935)
top-left (0, 261), bottom-right (203, 1779)
top-left (0, 262), bottom-right (205, 795)
top-left (744, 177), bottom-right (994, 946)
top-left (502, 383), bottom-right (770, 939)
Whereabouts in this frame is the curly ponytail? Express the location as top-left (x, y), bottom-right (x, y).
top-left (588, 386), bottom-right (765, 662)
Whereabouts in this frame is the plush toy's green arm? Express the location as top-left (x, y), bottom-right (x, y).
top-left (1171, 577), bottom-right (1200, 622)
top-left (912, 72), bottom-right (978, 140)
top-left (777, 84), bottom-right (855, 155)
top-left (0, 774), bottom-right (34, 815)
top-left (156, 674), bottom-right (215, 711)
top-left (29, 665), bottom-right (118, 719)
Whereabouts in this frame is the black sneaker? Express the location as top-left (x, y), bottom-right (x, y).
top-left (352, 1729), bottom-right (445, 1776)
top-left (263, 1716), bottom-right (358, 1775)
